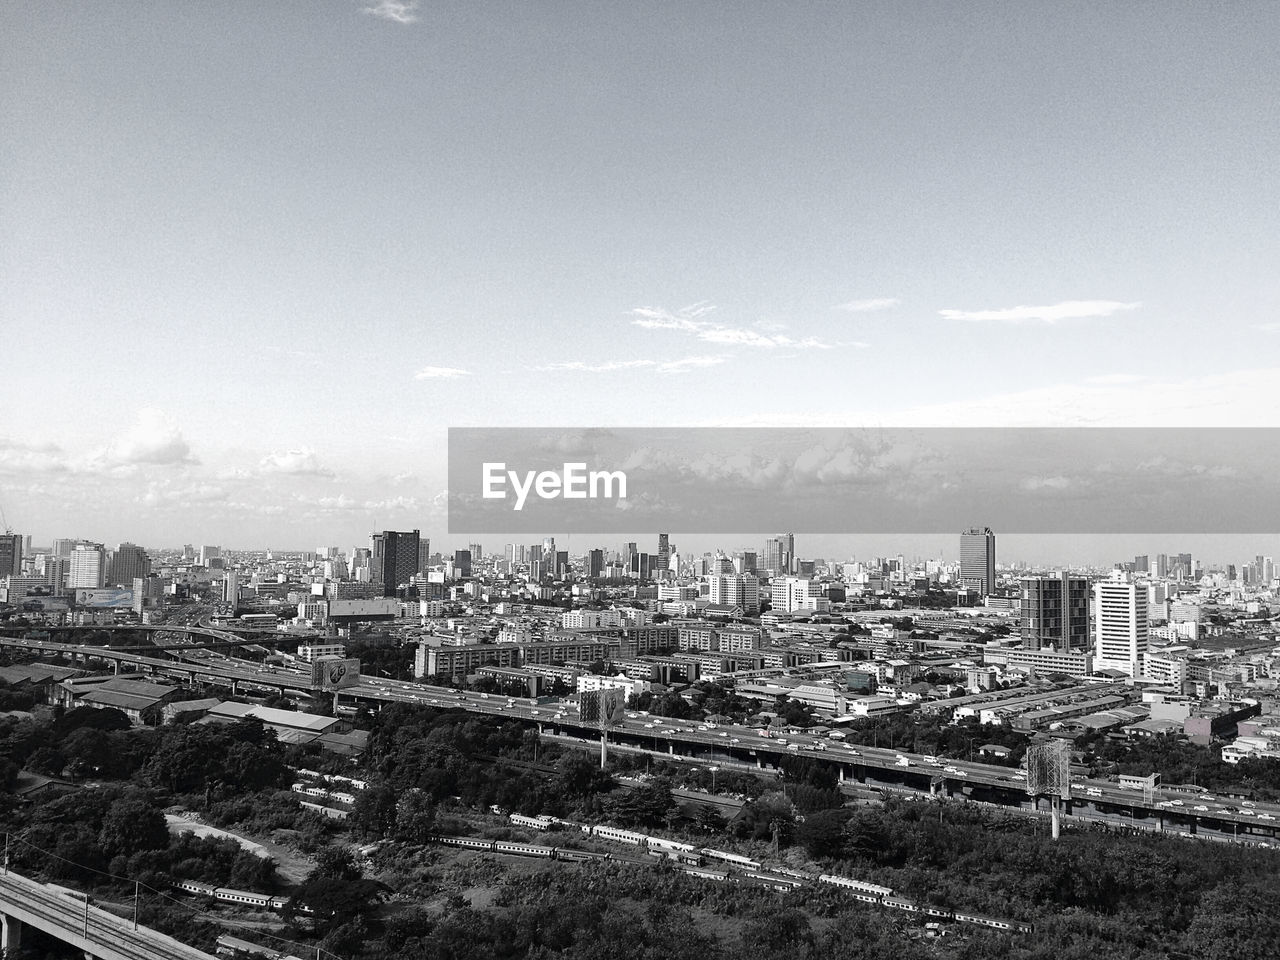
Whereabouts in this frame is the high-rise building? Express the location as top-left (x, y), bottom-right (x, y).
top-left (370, 529), bottom-right (421, 597)
top-left (586, 549), bottom-right (604, 578)
top-left (417, 539), bottom-right (432, 576)
top-left (0, 534), bottom-right (21, 580)
top-left (68, 544), bottom-right (107, 589)
top-left (1133, 555), bottom-right (1149, 574)
top-left (657, 533), bottom-right (670, 569)
top-left (107, 542), bottom-right (151, 587)
top-left (468, 543), bottom-right (483, 561)
top-left (199, 545), bottom-right (221, 566)
top-left (223, 569), bottom-right (240, 604)
top-left (761, 533), bottom-right (795, 576)
top-left (960, 527), bottom-right (997, 595)
top-left (1020, 574), bottom-right (1090, 651)
top-left (708, 571), bottom-right (760, 614)
top-left (1094, 573), bottom-right (1148, 677)
top-left (453, 549), bottom-right (472, 579)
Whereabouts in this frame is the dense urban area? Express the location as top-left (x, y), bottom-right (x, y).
top-left (0, 529), bottom-right (1278, 959)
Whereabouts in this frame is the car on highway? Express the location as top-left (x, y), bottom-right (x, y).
top-left (1193, 805), bottom-right (1209, 812)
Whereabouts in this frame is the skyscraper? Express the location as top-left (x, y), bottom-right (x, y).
top-left (960, 527), bottom-right (996, 595)
top-left (586, 549), bottom-right (604, 578)
top-left (762, 533), bottom-right (795, 576)
top-left (107, 542), bottom-right (150, 587)
top-left (370, 529), bottom-right (421, 597)
top-left (1020, 574), bottom-right (1090, 651)
top-left (453, 549), bottom-right (472, 579)
top-left (657, 533), bottom-right (670, 570)
top-left (0, 534), bottom-right (21, 580)
top-left (1094, 573), bottom-right (1148, 677)
top-left (68, 544), bottom-right (106, 589)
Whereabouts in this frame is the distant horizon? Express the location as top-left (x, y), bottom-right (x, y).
top-left (21, 531), bottom-right (1278, 573)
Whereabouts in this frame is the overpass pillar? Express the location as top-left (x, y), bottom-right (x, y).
top-left (111, 660), bottom-right (120, 675)
top-left (838, 767), bottom-right (846, 783)
top-left (667, 742), bottom-right (674, 755)
top-left (1, 913), bottom-right (24, 953)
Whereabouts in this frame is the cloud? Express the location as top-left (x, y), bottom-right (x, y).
top-left (101, 409), bottom-right (197, 466)
top-left (415, 366), bottom-right (472, 380)
top-left (629, 304), bottom-right (840, 349)
top-left (835, 298), bottom-right (900, 313)
top-left (532, 355), bottom-right (730, 375)
top-left (535, 360), bottom-right (659, 373)
top-left (1020, 476), bottom-right (1072, 491)
top-left (938, 300), bottom-right (1141, 324)
top-left (0, 438), bottom-right (68, 475)
top-left (259, 448), bottom-right (336, 478)
top-left (657, 355), bottom-right (729, 375)
top-left (1255, 322), bottom-right (1280, 332)
top-left (362, 0), bottom-right (419, 23)
top-left (1085, 374), bottom-right (1147, 385)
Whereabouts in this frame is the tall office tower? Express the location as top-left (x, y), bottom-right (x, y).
top-left (1094, 573), bottom-right (1149, 677)
top-left (733, 550), bottom-right (758, 575)
top-left (35, 554), bottom-right (67, 594)
top-left (506, 543), bottom-right (518, 565)
top-left (0, 534), bottom-right (21, 579)
top-left (107, 542), bottom-right (151, 587)
top-left (1133, 555), bottom-right (1149, 574)
top-left (586, 549), bottom-right (604, 578)
top-left (959, 527), bottom-right (997, 595)
top-left (417, 539), bottom-right (432, 575)
top-left (630, 552), bottom-right (652, 581)
top-left (762, 533), bottom-right (796, 575)
top-left (370, 529), bottom-right (421, 597)
top-left (542, 537), bottom-right (556, 564)
top-left (468, 543), bottom-right (483, 561)
top-left (1173, 552), bottom-right (1193, 580)
top-left (657, 533), bottom-right (670, 570)
top-left (223, 569), bottom-right (240, 604)
top-left (1155, 553), bottom-right (1169, 578)
top-left (199, 545), bottom-right (221, 566)
top-left (555, 551), bottom-right (568, 579)
top-left (622, 542), bottom-right (637, 573)
top-left (528, 559), bottom-right (544, 582)
top-left (708, 571), bottom-right (761, 614)
top-left (52, 539), bottom-right (79, 558)
top-left (709, 553), bottom-right (736, 576)
top-left (68, 544), bottom-right (107, 589)
top-left (453, 549), bottom-right (472, 579)
top-left (1020, 574), bottom-right (1090, 650)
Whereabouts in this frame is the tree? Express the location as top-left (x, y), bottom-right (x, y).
top-left (98, 791), bottom-right (169, 858)
top-left (351, 783), bottom-right (399, 839)
top-left (395, 788), bottom-right (436, 844)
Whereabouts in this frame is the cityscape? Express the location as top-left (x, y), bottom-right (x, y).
top-left (6, 2), bottom-right (1280, 960)
top-left (1, 526), bottom-right (1280, 957)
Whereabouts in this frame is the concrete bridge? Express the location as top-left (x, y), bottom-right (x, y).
top-left (0, 867), bottom-right (217, 960)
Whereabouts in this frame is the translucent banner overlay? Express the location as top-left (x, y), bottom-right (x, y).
top-left (447, 427), bottom-right (1280, 534)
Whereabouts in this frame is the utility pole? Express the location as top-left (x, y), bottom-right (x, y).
top-left (133, 880), bottom-right (139, 930)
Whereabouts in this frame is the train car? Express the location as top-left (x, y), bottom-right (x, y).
top-left (700, 849), bottom-right (761, 869)
top-left (817, 874), bottom-right (895, 898)
top-left (553, 848), bottom-right (610, 863)
top-left (741, 872), bottom-right (804, 891)
top-left (437, 836), bottom-right (495, 851)
top-left (492, 841), bottom-right (555, 858)
top-left (646, 836), bottom-right (698, 854)
top-left (590, 825), bottom-right (650, 846)
top-left (509, 813), bottom-right (556, 831)
top-left (214, 887), bottom-right (275, 909)
top-left (883, 897), bottom-right (921, 912)
top-left (684, 867), bottom-right (730, 882)
top-left (953, 911), bottom-right (1030, 932)
top-left (175, 879), bottom-right (219, 898)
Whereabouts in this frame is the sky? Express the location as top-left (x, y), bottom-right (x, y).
top-left (2, 2), bottom-right (1279, 563)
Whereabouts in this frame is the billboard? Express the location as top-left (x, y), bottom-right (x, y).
top-left (310, 657), bottom-right (361, 691)
top-left (1026, 740), bottom-right (1072, 798)
top-left (327, 598), bottom-right (400, 620)
top-left (579, 687), bottom-right (627, 726)
top-left (75, 588), bottom-right (134, 608)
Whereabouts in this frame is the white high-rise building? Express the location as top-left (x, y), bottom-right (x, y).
top-left (1093, 572), bottom-right (1148, 677)
top-left (708, 572), bottom-right (760, 614)
top-left (68, 544), bottom-right (106, 589)
top-left (769, 576), bottom-right (822, 613)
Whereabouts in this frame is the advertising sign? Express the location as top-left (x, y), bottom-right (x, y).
top-left (75, 588), bottom-right (135, 608)
top-left (310, 657), bottom-right (361, 691)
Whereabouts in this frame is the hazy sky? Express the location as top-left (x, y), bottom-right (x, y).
top-left (3, 2), bottom-right (1279, 561)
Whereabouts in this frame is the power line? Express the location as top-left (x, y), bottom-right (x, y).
top-left (4, 832), bottom-right (346, 960)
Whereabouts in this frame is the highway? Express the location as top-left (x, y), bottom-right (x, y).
top-left (0, 867), bottom-right (217, 960)
top-left (6, 629), bottom-right (1280, 843)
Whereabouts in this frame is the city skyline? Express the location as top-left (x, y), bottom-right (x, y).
top-left (4, 3), bottom-right (1280, 548)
